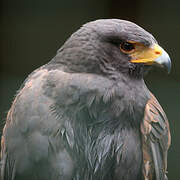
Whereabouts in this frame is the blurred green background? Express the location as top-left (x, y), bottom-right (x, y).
top-left (0, 0), bottom-right (179, 179)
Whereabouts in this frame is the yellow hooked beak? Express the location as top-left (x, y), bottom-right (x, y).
top-left (130, 44), bottom-right (171, 73)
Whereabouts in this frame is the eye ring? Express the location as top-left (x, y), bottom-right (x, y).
top-left (120, 42), bottom-right (135, 53)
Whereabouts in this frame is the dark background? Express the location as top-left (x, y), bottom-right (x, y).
top-left (0, 0), bottom-right (179, 179)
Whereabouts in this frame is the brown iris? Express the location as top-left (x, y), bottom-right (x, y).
top-left (120, 42), bottom-right (135, 53)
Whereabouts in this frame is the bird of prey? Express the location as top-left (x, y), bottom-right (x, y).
top-left (0, 19), bottom-right (171, 180)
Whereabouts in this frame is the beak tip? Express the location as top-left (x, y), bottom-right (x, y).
top-left (155, 49), bottom-right (171, 74)
top-left (161, 57), bottom-right (171, 74)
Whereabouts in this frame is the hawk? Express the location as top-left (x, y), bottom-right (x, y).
top-left (1, 19), bottom-right (171, 180)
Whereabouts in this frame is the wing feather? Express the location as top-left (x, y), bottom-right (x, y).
top-left (141, 93), bottom-right (171, 180)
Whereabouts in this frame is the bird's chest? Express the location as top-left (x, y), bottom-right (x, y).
top-left (76, 93), bottom-right (146, 179)
top-left (60, 77), bottom-right (148, 179)
top-left (72, 125), bottom-right (142, 180)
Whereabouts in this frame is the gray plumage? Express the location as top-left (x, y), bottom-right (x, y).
top-left (0, 19), bottom-right (171, 180)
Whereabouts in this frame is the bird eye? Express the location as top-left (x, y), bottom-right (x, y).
top-left (120, 42), bottom-right (135, 53)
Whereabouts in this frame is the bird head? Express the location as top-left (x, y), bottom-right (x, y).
top-left (54, 19), bottom-right (171, 79)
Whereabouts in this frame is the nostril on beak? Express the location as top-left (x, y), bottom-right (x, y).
top-left (155, 51), bottom-right (161, 55)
